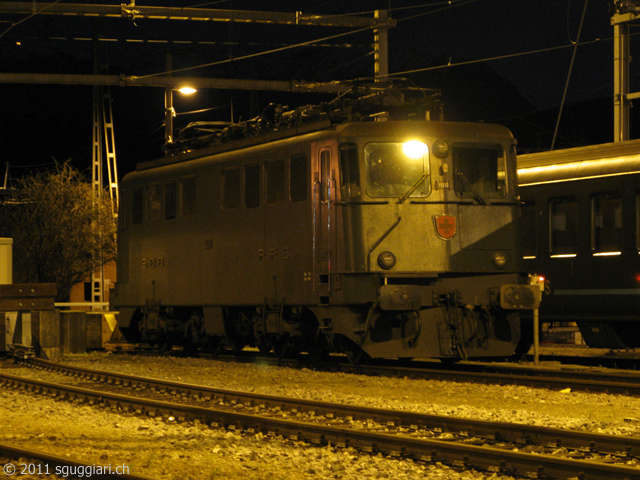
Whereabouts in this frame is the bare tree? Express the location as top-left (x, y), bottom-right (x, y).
top-left (1, 161), bottom-right (116, 301)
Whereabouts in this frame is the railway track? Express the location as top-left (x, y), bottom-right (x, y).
top-left (0, 442), bottom-right (157, 480)
top-left (210, 350), bottom-right (640, 396)
top-left (3, 358), bottom-right (640, 479)
top-left (366, 361), bottom-right (640, 395)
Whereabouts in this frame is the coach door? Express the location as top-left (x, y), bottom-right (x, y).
top-left (314, 147), bottom-right (334, 300)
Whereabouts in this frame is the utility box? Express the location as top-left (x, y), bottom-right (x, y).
top-left (0, 238), bottom-right (12, 284)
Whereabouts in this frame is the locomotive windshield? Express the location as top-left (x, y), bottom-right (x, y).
top-left (453, 144), bottom-right (506, 202)
top-left (365, 142), bottom-right (430, 198)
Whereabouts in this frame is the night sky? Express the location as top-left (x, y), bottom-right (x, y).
top-left (0, 0), bottom-right (636, 178)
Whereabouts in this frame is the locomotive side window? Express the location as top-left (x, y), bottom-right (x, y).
top-left (244, 164), bottom-right (260, 208)
top-left (320, 150), bottom-right (330, 203)
top-left (339, 143), bottom-right (360, 199)
top-left (132, 187), bottom-right (144, 225)
top-left (365, 142), bottom-right (429, 198)
top-left (592, 192), bottom-right (622, 256)
top-left (147, 183), bottom-right (163, 221)
top-left (222, 168), bottom-right (241, 209)
top-left (452, 144), bottom-right (506, 201)
top-left (549, 196), bottom-right (577, 257)
top-left (181, 176), bottom-right (196, 216)
top-left (165, 181), bottom-right (177, 219)
top-left (290, 154), bottom-right (307, 202)
top-left (266, 160), bottom-right (286, 204)
top-left (521, 201), bottom-right (537, 259)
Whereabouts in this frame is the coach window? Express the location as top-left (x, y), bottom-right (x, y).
top-left (290, 155), bottom-right (307, 202)
top-left (339, 143), bottom-right (360, 199)
top-left (266, 160), bottom-right (286, 204)
top-left (521, 201), bottom-right (537, 259)
top-left (592, 192), bottom-right (622, 256)
top-left (181, 176), bottom-right (196, 216)
top-left (147, 183), bottom-right (163, 221)
top-left (222, 168), bottom-right (241, 209)
top-left (165, 181), bottom-right (177, 219)
top-left (244, 164), bottom-right (260, 208)
top-left (132, 187), bottom-right (144, 225)
top-left (549, 196), bottom-right (577, 257)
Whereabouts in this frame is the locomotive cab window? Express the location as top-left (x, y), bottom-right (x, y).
top-left (453, 144), bottom-right (506, 202)
top-left (365, 142), bottom-right (430, 198)
top-left (592, 192), bottom-right (622, 256)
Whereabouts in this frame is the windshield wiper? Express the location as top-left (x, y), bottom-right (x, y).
top-left (397, 172), bottom-right (428, 204)
top-left (456, 171), bottom-right (486, 205)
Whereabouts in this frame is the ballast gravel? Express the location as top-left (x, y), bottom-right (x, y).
top-left (2, 349), bottom-right (640, 479)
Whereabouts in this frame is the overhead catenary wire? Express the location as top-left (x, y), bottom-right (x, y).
top-left (551, 0), bottom-right (589, 151)
top-left (133, 25), bottom-right (373, 79)
top-left (0, 0), bottom-right (64, 39)
top-left (132, 0), bottom-right (479, 79)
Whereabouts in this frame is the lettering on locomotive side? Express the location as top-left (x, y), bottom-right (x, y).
top-left (258, 247), bottom-right (291, 260)
top-left (141, 257), bottom-right (165, 269)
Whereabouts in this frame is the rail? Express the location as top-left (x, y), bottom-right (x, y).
top-left (5, 358), bottom-right (640, 479)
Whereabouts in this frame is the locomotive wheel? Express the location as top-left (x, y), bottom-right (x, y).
top-left (182, 331), bottom-right (198, 357)
top-left (344, 344), bottom-right (370, 366)
top-left (307, 338), bottom-right (330, 364)
top-left (205, 336), bottom-right (225, 357)
top-left (272, 337), bottom-right (292, 360)
top-left (156, 333), bottom-right (172, 353)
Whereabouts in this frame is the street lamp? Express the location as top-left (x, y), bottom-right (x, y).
top-left (165, 85), bottom-right (197, 146)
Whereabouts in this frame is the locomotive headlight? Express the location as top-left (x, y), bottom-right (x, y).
top-left (377, 251), bottom-right (397, 270)
top-left (402, 140), bottom-right (428, 159)
top-left (492, 251), bottom-right (507, 269)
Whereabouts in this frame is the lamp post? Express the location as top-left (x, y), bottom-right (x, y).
top-left (164, 85), bottom-right (197, 146)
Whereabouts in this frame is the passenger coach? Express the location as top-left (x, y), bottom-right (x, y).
top-left (519, 139), bottom-right (640, 348)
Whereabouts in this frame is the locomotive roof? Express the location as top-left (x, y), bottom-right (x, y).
top-left (136, 118), bottom-right (333, 172)
top-left (136, 119), bottom-right (515, 173)
top-left (518, 138), bottom-right (640, 186)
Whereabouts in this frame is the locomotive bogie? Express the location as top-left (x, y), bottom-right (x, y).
top-left (113, 118), bottom-right (533, 360)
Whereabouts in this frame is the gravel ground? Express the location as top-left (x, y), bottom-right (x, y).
top-left (3, 350), bottom-right (640, 479)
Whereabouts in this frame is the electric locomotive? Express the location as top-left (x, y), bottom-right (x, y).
top-left (518, 139), bottom-right (640, 349)
top-left (112, 81), bottom-right (538, 362)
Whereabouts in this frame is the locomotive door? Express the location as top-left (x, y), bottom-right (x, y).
top-left (263, 158), bottom-right (288, 307)
top-left (314, 148), bottom-right (334, 299)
